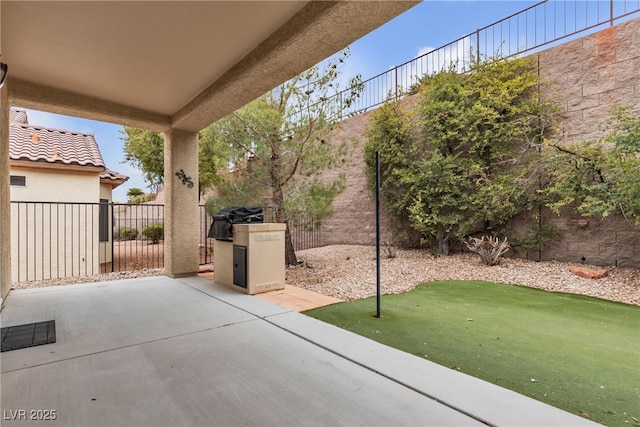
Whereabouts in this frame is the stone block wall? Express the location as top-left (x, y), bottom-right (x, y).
top-left (319, 19), bottom-right (639, 267)
top-left (509, 207), bottom-right (638, 267)
top-left (539, 18), bottom-right (640, 144)
top-left (319, 109), bottom-right (383, 247)
top-left (319, 95), bottom-right (422, 248)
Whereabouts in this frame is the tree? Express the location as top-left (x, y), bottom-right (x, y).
top-left (126, 187), bottom-right (155, 204)
top-left (127, 187), bottom-right (144, 198)
top-left (366, 56), bottom-right (555, 255)
top-left (541, 107), bottom-right (640, 225)
top-left (122, 128), bottom-right (164, 192)
top-left (122, 125), bottom-right (231, 194)
top-left (205, 50), bottom-right (361, 265)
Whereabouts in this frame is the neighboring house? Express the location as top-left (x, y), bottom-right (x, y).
top-left (9, 108), bottom-right (128, 282)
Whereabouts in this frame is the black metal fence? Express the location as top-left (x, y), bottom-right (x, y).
top-left (199, 206), bottom-right (322, 265)
top-left (109, 203), bottom-right (165, 273)
top-left (11, 201), bottom-right (104, 282)
top-left (289, 0), bottom-right (640, 121)
top-left (10, 201), bottom-right (321, 283)
top-left (263, 207), bottom-right (322, 252)
top-left (9, 201), bottom-right (167, 282)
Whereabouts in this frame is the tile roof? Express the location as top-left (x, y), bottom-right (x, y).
top-left (100, 169), bottom-right (129, 183)
top-left (9, 123), bottom-right (106, 168)
top-left (9, 108), bottom-right (29, 124)
top-left (9, 107), bottom-right (129, 183)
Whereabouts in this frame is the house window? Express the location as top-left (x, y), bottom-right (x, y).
top-left (10, 175), bottom-right (26, 186)
top-left (99, 199), bottom-right (110, 242)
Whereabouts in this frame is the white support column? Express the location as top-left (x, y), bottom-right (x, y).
top-left (163, 128), bottom-right (199, 277)
top-left (1, 79), bottom-right (11, 300)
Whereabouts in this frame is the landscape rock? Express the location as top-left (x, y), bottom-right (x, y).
top-left (286, 245), bottom-right (639, 306)
top-left (11, 245), bottom-right (639, 307)
top-left (569, 266), bottom-right (609, 279)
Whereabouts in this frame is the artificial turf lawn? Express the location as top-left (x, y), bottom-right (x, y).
top-left (305, 280), bottom-right (640, 426)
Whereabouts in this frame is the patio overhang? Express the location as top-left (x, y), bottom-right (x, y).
top-left (0, 0), bottom-right (419, 298)
top-left (2, 1), bottom-right (418, 132)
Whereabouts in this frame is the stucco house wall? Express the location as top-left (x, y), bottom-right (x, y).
top-left (10, 166), bottom-right (101, 281)
top-left (10, 166), bottom-right (99, 202)
top-left (9, 108), bottom-right (127, 282)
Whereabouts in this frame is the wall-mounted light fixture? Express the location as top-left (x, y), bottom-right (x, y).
top-left (0, 62), bottom-right (7, 89)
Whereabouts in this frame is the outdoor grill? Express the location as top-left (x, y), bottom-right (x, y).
top-left (208, 206), bottom-right (264, 241)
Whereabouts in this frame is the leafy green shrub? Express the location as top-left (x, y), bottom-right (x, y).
top-left (128, 193), bottom-right (157, 205)
top-left (541, 107), bottom-right (640, 226)
top-left (119, 227), bottom-right (138, 241)
top-left (365, 55), bottom-right (557, 255)
top-left (142, 223), bottom-right (164, 244)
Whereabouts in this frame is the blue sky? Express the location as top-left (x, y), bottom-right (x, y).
top-left (20, 1), bottom-right (541, 201)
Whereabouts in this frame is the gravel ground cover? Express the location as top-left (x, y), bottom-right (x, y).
top-left (286, 245), bottom-right (640, 306)
top-left (11, 269), bottom-right (166, 289)
top-left (13, 244), bottom-right (639, 306)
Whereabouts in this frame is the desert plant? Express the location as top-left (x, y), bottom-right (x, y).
top-left (127, 193), bottom-right (157, 205)
top-left (126, 187), bottom-right (145, 204)
top-left (465, 235), bottom-right (510, 266)
top-left (382, 240), bottom-right (397, 259)
top-left (119, 226), bottom-right (139, 241)
top-left (142, 223), bottom-right (164, 244)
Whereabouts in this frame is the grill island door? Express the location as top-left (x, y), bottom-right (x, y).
top-left (233, 245), bottom-right (247, 288)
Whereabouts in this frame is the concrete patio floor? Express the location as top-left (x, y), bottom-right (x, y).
top-left (1, 276), bottom-right (596, 426)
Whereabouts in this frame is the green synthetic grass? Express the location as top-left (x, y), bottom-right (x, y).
top-left (306, 281), bottom-right (640, 426)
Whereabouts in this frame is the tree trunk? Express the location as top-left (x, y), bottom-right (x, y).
top-left (283, 222), bottom-right (297, 266)
top-left (272, 185), bottom-right (297, 266)
top-left (437, 232), bottom-right (450, 256)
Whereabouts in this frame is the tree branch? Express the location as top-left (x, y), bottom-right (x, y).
top-left (279, 75), bottom-right (301, 113)
top-left (230, 112), bottom-right (269, 166)
top-left (282, 118), bottom-right (315, 186)
top-left (247, 172), bottom-right (272, 188)
top-left (548, 143), bottom-right (606, 183)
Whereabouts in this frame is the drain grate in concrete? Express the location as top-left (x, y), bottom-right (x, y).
top-left (1, 320), bottom-right (56, 352)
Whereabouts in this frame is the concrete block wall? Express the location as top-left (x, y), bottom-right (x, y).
top-left (319, 18), bottom-right (639, 268)
top-left (539, 18), bottom-right (640, 144)
top-left (532, 18), bottom-right (639, 267)
top-left (319, 109), bottom-right (382, 247)
top-left (509, 207), bottom-right (638, 267)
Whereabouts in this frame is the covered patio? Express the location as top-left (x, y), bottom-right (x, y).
top-left (0, 3), bottom-right (598, 425)
top-left (1, 276), bottom-right (595, 426)
top-left (0, 0), bottom-right (419, 301)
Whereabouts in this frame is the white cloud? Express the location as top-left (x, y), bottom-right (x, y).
top-left (417, 46), bottom-right (436, 57)
top-left (414, 36), bottom-right (473, 77)
top-left (362, 36), bottom-right (474, 108)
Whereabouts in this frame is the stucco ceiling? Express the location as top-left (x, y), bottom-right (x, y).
top-left (1, 1), bottom-right (418, 132)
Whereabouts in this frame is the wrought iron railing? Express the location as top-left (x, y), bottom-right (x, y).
top-left (293, 0), bottom-right (640, 120)
top-left (263, 207), bottom-right (322, 251)
top-left (10, 201), bottom-right (321, 283)
top-left (10, 201), bottom-right (103, 282)
top-left (110, 203), bottom-right (165, 273)
top-left (9, 201), bottom-right (167, 283)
